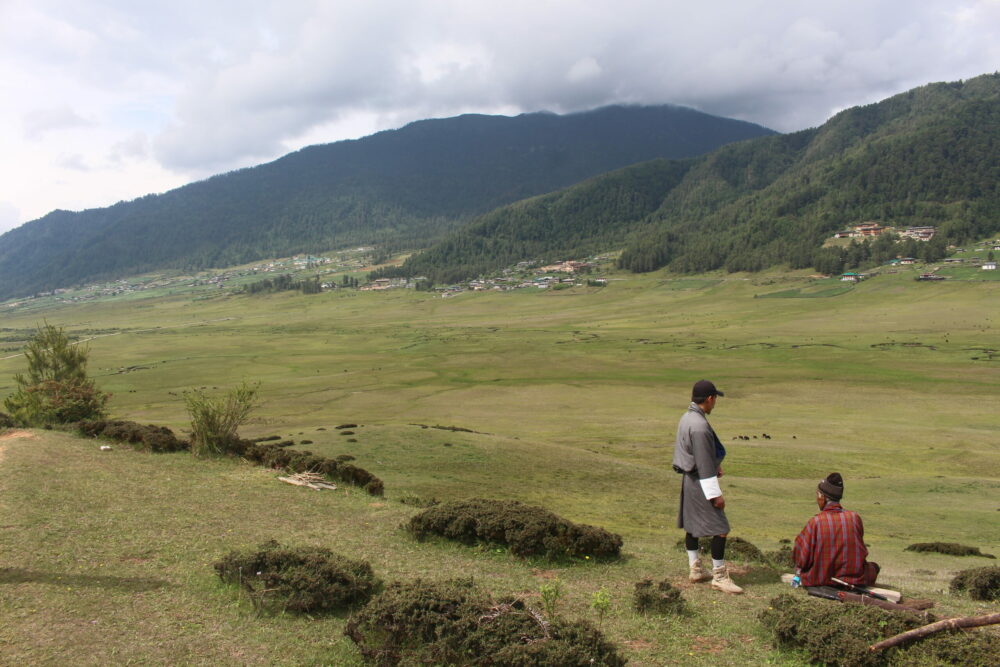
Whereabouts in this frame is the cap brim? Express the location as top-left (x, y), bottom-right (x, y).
top-left (715, 390), bottom-right (725, 397)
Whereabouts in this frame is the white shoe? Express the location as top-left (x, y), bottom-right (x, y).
top-left (711, 565), bottom-right (744, 594)
top-left (689, 560), bottom-right (711, 583)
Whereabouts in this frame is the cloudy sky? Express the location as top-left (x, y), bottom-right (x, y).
top-left (1, 0), bottom-right (998, 234)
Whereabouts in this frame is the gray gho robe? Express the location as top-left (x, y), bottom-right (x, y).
top-left (673, 402), bottom-right (730, 537)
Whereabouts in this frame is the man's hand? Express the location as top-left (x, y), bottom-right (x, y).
top-left (717, 466), bottom-right (724, 477)
top-left (711, 495), bottom-right (725, 510)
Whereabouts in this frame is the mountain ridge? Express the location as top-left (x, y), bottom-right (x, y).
top-left (0, 105), bottom-right (774, 299)
top-left (382, 73), bottom-right (1000, 282)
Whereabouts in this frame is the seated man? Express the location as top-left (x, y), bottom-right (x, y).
top-left (793, 472), bottom-right (879, 587)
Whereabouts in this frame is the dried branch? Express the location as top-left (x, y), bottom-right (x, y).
top-left (869, 612), bottom-right (1000, 652)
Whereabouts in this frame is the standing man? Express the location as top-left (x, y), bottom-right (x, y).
top-left (793, 473), bottom-right (879, 587)
top-left (673, 379), bottom-right (743, 594)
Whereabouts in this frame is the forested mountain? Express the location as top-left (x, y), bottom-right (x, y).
top-left (0, 105), bottom-right (774, 299)
top-left (384, 73), bottom-right (1000, 282)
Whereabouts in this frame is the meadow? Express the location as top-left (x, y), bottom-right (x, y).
top-left (0, 263), bottom-right (997, 665)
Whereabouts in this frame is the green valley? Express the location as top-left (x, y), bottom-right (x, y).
top-left (0, 262), bottom-right (996, 664)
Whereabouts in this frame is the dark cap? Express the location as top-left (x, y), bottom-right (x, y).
top-left (818, 472), bottom-right (844, 501)
top-left (692, 379), bottom-right (724, 402)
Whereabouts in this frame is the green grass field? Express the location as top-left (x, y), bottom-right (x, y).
top-left (1, 266), bottom-right (998, 665)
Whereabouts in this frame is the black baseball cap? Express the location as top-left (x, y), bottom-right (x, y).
top-left (692, 379), bottom-right (724, 401)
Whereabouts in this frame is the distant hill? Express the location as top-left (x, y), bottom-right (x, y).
top-left (0, 106), bottom-right (774, 299)
top-left (384, 73), bottom-right (1000, 282)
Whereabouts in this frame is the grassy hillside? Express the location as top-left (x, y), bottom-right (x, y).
top-left (0, 266), bottom-right (998, 664)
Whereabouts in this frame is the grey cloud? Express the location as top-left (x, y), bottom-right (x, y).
top-left (23, 106), bottom-right (94, 140)
top-left (136, 1), bottom-right (999, 174)
top-left (109, 133), bottom-right (150, 163)
top-left (57, 154), bottom-right (90, 171)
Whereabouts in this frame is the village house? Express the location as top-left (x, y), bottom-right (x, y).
top-left (983, 262), bottom-right (997, 271)
top-left (900, 226), bottom-right (936, 241)
top-left (851, 223), bottom-right (892, 238)
top-left (538, 260), bottom-right (587, 273)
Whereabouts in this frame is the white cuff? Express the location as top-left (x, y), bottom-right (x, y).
top-left (699, 476), bottom-right (722, 500)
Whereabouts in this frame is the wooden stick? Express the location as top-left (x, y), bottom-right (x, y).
top-left (869, 612), bottom-right (1000, 652)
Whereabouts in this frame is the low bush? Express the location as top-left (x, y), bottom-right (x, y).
top-left (77, 419), bottom-right (189, 452)
top-left (252, 435), bottom-right (282, 442)
top-left (0, 411), bottom-right (14, 428)
top-left (185, 382), bottom-right (259, 457)
top-left (906, 542), bottom-right (995, 558)
top-left (950, 566), bottom-right (1000, 601)
top-left (406, 498), bottom-right (622, 560)
top-left (633, 579), bottom-right (686, 615)
top-left (344, 579), bottom-right (626, 666)
top-left (215, 540), bottom-right (380, 614)
top-left (677, 536), bottom-right (767, 563)
top-left (760, 593), bottom-right (998, 666)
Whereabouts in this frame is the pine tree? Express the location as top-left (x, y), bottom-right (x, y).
top-left (3, 322), bottom-right (110, 426)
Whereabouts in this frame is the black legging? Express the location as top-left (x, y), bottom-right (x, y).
top-left (686, 533), bottom-right (727, 560)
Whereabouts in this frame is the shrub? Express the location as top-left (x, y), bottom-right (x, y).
top-left (0, 410), bottom-right (13, 428)
top-left (77, 419), bottom-right (188, 452)
top-left (950, 566), bottom-right (1000, 601)
top-left (677, 536), bottom-right (767, 562)
top-left (344, 579), bottom-right (626, 666)
top-left (214, 540), bottom-right (380, 614)
top-left (3, 322), bottom-right (110, 426)
top-left (906, 542), bottom-right (995, 558)
top-left (184, 382), bottom-right (259, 457)
top-left (406, 498), bottom-right (622, 560)
top-left (633, 579), bottom-right (686, 615)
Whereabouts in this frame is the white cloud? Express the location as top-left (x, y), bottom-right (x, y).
top-left (1, 0), bottom-right (999, 223)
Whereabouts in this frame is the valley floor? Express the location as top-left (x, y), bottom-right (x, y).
top-left (0, 268), bottom-right (997, 664)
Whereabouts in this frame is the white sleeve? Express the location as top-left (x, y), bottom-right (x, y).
top-left (699, 476), bottom-right (722, 500)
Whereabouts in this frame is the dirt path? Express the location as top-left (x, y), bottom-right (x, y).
top-left (0, 430), bottom-right (36, 443)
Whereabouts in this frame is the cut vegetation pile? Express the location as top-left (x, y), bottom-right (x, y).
top-left (950, 567), bottom-right (1000, 601)
top-left (239, 440), bottom-right (384, 496)
top-left (214, 540), bottom-right (381, 614)
top-left (760, 593), bottom-right (1000, 666)
top-left (406, 498), bottom-right (623, 560)
top-left (905, 542), bottom-right (996, 558)
top-left (344, 579), bottom-right (626, 666)
top-left (77, 419), bottom-right (188, 452)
